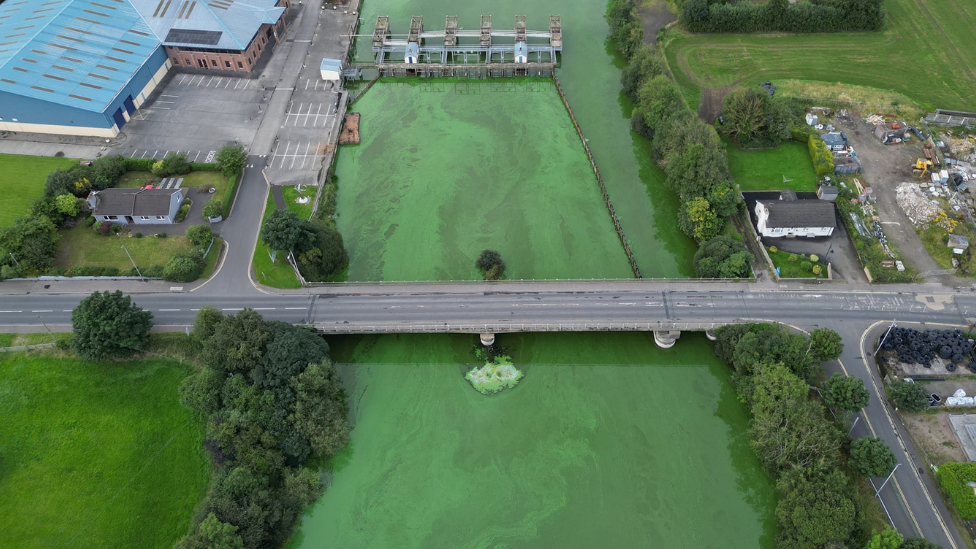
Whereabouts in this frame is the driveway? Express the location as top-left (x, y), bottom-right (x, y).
top-left (762, 215), bottom-right (868, 283)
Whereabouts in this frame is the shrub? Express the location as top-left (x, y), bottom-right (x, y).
top-left (157, 232), bottom-right (167, 238)
top-left (152, 152), bottom-right (191, 177)
top-left (203, 200), bottom-right (223, 220)
top-left (134, 232), bottom-right (143, 238)
top-left (174, 203), bottom-right (191, 224)
top-left (110, 223), bottom-right (123, 234)
top-left (163, 251), bottom-right (205, 282)
top-left (214, 144), bottom-right (248, 177)
top-left (186, 224), bottom-right (213, 246)
top-left (84, 216), bottom-right (96, 227)
top-left (809, 254), bottom-right (819, 262)
top-left (788, 253), bottom-right (798, 262)
top-left (937, 463), bottom-right (976, 520)
top-left (808, 136), bottom-right (835, 177)
top-left (297, 223), bottom-right (348, 281)
top-left (800, 260), bottom-right (813, 271)
top-left (812, 264), bottom-right (822, 275)
top-left (694, 236), bottom-right (753, 278)
top-left (476, 250), bottom-right (506, 280)
top-left (102, 266), bottom-right (120, 277)
top-left (890, 380), bottom-right (928, 412)
top-left (97, 221), bottom-right (112, 234)
top-left (769, 246), bottom-right (778, 253)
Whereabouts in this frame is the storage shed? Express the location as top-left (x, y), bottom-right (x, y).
top-left (817, 185), bottom-right (839, 201)
top-left (833, 156), bottom-right (862, 174)
top-left (405, 43), bottom-right (419, 64)
top-left (874, 122), bottom-right (908, 145)
top-left (821, 132), bottom-right (850, 152)
top-left (948, 234), bottom-right (970, 255)
top-left (320, 58), bottom-right (343, 81)
top-left (515, 42), bottom-right (528, 64)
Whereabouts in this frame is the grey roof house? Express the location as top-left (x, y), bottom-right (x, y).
top-left (755, 197), bottom-right (836, 238)
top-left (87, 188), bottom-right (186, 225)
top-left (821, 132), bottom-right (850, 151)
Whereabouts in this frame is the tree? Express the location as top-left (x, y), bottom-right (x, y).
top-left (620, 45), bottom-right (666, 101)
top-left (180, 366), bottom-right (226, 415)
top-left (720, 88), bottom-right (791, 147)
top-left (262, 209), bottom-right (316, 254)
top-left (751, 378), bottom-right (841, 474)
top-left (215, 145), bottom-right (248, 177)
top-left (291, 360), bottom-right (350, 458)
top-left (693, 235), bottom-right (754, 278)
top-left (55, 194), bottom-right (80, 217)
top-left (0, 214), bottom-right (59, 275)
top-left (476, 249), bottom-right (506, 280)
top-left (297, 223), bottom-right (348, 280)
top-left (92, 155), bottom-right (126, 190)
top-left (899, 538), bottom-right (942, 549)
top-left (201, 308), bottom-right (272, 374)
top-left (866, 527), bottom-right (904, 549)
top-left (193, 305), bottom-right (224, 342)
top-left (822, 373), bottom-right (869, 413)
top-left (204, 200), bottom-right (223, 220)
top-left (252, 324), bottom-right (330, 396)
top-left (809, 328), bottom-right (844, 361)
top-left (186, 224), bottom-right (213, 246)
top-left (890, 380), bottom-right (928, 412)
top-left (850, 437), bottom-right (897, 477)
top-left (44, 168), bottom-right (76, 197)
top-left (776, 468), bottom-right (858, 549)
top-left (176, 512), bottom-right (244, 549)
top-left (678, 196), bottom-right (722, 242)
top-left (71, 290), bottom-right (154, 360)
top-left (633, 75), bottom-right (684, 139)
top-left (152, 152), bottom-right (190, 177)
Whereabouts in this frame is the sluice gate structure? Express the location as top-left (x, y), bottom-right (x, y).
top-left (351, 15), bottom-right (562, 78)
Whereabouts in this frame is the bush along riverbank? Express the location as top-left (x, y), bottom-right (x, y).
top-left (608, 0), bottom-right (744, 274)
top-left (713, 324), bottom-right (933, 549)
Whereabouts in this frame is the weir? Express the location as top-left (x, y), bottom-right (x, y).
top-left (350, 15), bottom-right (562, 78)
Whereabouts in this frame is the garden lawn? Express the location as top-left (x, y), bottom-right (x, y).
top-left (724, 138), bottom-right (818, 191)
top-left (664, 0), bottom-right (976, 112)
top-left (54, 226), bottom-right (218, 277)
top-left (253, 189), bottom-right (301, 289)
top-left (282, 186), bottom-right (314, 219)
top-left (919, 224), bottom-right (976, 277)
top-left (767, 248), bottom-right (825, 278)
top-left (0, 354), bottom-right (209, 549)
top-left (0, 154), bottom-right (80, 227)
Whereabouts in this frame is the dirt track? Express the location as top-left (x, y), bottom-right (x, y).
top-left (639, 2), bottom-right (676, 45)
top-left (697, 86), bottom-right (731, 124)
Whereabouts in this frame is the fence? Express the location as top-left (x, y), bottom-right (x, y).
top-left (310, 320), bottom-right (737, 334)
top-left (552, 74), bottom-right (642, 279)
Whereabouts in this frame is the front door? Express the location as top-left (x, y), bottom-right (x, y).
top-left (111, 108), bottom-right (126, 129)
top-left (197, 58), bottom-right (207, 68)
top-left (125, 216), bottom-right (134, 224)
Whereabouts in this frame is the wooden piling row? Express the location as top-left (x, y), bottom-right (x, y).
top-left (348, 76), bottom-right (380, 106)
top-left (552, 74), bottom-right (642, 279)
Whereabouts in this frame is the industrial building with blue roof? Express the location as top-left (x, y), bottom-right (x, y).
top-left (0, 0), bottom-right (290, 137)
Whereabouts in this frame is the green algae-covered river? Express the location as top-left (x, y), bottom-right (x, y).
top-left (289, 333), bottom-right (777, 548)
top-left (305, 0), bottom-right (778, 545)
top-left (335, 0), bottom-right (697, 281)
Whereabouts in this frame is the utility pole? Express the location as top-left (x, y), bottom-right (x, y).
top-left (8, 252), bottom-right (19, 266)
top-left (874, 319), bottom-right (897, 356)
top-left (875, 463), bottom-right (900, 497)
top-left (37, 314), bottom-right (57, 345)
top-left (120, 245), bottom-right (145, 281)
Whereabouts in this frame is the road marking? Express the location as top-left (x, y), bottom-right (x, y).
top-left (159, 309), bottom-right (180, 312)
top-left (32, 310), bottom-right (52, 313)
top-left (285, 307), bottom-right (305, 310)
top-left (0, 311), bottom-right (22, 313)
top-left (253, 307), bottom-right (276, 311)
top-left (221, 308), bottom-right (243, 311)
top-left (190, 308), bottom-right (200, 311)
top-left (62, 309), bottom-right (72, 312)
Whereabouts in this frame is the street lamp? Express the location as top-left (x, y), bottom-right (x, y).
top-left (120, 244), bottom-right (145, 281)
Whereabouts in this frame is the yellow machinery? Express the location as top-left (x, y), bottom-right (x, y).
top-left (913, 158), bottom-right (933, 179)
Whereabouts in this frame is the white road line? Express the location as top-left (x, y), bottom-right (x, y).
top-left (0, 310), bottom-right (23, 313)
top-left (285, 307), bottom-right (305, 310)
top-left (153, 107), bottom-right (171, 110)
top-left (207, 76), bottom-right (215, 87)
top-left (178, 74), bottom-right (188, 84)
top-left (152, 150), bottom-right (159, 159)
top-left (32, 310), bottom-right (52, 313)
top-left (62, 309), bottom-right (72, 312)
top-left (129, 149), bottom-right (139, 158)
top-left (221, 308), bottom-right (243, 311)
top-left (160, 94), bottom-right (179, 98)
top-left (304, 104), bottom-right (312, 127)
top-left (159, 308), bottom-right (181, 312)
top-left (253, 307), bottom-right (276, 311)
top-left (301, 142), bottom-right (311, 170)
top-left (190, 308), bottom-right (200, 311)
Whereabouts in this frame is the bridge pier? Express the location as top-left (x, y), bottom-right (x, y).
top-left (480, 333), bottom-right (495, 346)
top-left (705, 330), bottom-right (717, 341)
top-left (653, 330), bottom-right (681, 349)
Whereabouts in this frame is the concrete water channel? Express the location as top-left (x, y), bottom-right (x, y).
top-left (286, 0), bottom-right (779, 547)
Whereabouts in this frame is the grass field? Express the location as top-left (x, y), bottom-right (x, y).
top-left (0, 154), bottom-right (80, 227)
top-left (767, 248), bottom-right (825, 278)
top-left (55, 227), bottom-right (222, 279)
top-left (253, 189), bottom-right (301, 289)
top-left (724, 138), bottom-right (818, 191)
top-left (116, 171), bottom-right (229, 196)
top-left (0, 354), bottom-right (209, 549)
top-left (664, 0), bottom-right (976, 113)
top-left (282, 186), bottom-right (315, 219)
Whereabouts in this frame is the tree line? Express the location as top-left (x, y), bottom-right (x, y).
top-left (714, 323), bottom-right (935, 549)
top-left (608, 0), bottom-right (751, 279)
top-left (681, 0), bottom-right (885, 34)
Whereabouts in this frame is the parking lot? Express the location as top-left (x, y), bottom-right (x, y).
top-left (109, 72), bottom-right (267, 161)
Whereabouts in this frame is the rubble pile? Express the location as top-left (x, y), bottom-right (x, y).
top-left (865, 114), bottom-right (884, 126)
top-left (896, 182), bottom-right (939, 225)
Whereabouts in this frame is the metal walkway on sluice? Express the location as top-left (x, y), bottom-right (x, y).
top-left (353, 15), bottom-right (562, 75)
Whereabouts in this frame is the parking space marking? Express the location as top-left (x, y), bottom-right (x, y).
top-left (284, 102), bottom-right (335, 128)
top-left (125, 149), bottom-right (216, 163)
top-left (302, 79), bottom-right (335, 92)
top-left (268, 141), bottom-right (324, 170)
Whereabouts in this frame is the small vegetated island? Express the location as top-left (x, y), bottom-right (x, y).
top-left (465, 355), bottom-right (523, 395)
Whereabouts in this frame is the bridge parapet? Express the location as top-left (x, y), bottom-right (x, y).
top-left (311, 321), bottom-right (736, 335)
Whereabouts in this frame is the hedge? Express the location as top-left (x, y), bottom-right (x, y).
top-left (808, 136), bottom-right (835, 177)
top-left (681, 0), bottom-right (884, 34)
top-left (189, 162), bottom-right (218, 172)
top-left (122, 158), bottom-right (155, 172)
top-left (222, 169), bottom-right (242, 218)
top-left (937, 463), bottom-right (976, 520)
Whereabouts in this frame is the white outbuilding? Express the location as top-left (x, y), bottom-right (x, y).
top-left (405, 43), bottom-right (419, 64)
top-left (320, 58), bottom-right (343, 81)
top-left (515, 42), bottom-right (528, 64)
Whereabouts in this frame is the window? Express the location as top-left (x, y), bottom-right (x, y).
top-left (225, 60), bottom-right (231, 68)
top-left (140, 216), bottom-right (151, 220)
top-left (185, 58), bottom-right (191, 65)
top-left (107, 215), bottom-right (118, 220)
top-left (211, 59), bottom-right (217, 67)
top-left (171, 58), bottom-right (179, 65)
top-left (156, 215), bottom-right (166, 220)
top-left (238, 61), bottom-right (243, 69)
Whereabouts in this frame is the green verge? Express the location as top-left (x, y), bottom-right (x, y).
top-left (253, 189), bottom-right (301, 289)
top-left (937, 463), bottom-right (976, 520)
top-left (0, 154), bottom-right (80, 227)
top-left (724, 138), bottom-right (818, 192)
top-left (663, 0), bottom-right (976, 113)
top-left (0, 353), bottom-right (210, 549)
top-left (281, 186), bottom-right (315, 219)
top-left (55, 227), bottom-right (195, 272)
top-left (767, 248), bottom-right (826, 278)
top-left (221, 169), bottom-right (242, 219)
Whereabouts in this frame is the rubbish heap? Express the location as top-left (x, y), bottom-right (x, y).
top-left (895, 182), bottom-right (940, 225)
top-left (865, 114), bottom-right (884, 126)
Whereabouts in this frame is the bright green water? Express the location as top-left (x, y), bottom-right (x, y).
top-left (335, 0), bottom-right (697, 280)
top-left (290, 333), bottom-right (777, 548)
